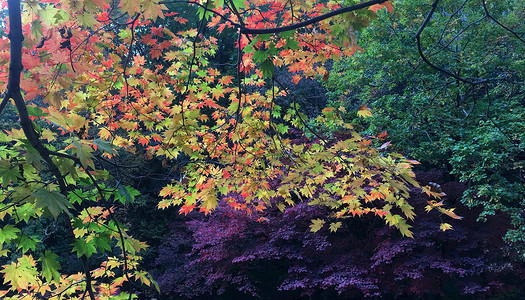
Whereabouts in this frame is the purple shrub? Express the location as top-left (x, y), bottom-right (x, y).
top-left (155, 170), bottom-right (525, 299)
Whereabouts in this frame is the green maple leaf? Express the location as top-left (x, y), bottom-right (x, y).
top-left (142, 0), bottom-right (166, 21)
top-left (0, 160), bottom-right (19, 186)
top-left (400, 203), bottom-right (416, 221)
top-left (397, 220), bottom-right (413, 238)
top-left (231, 0), bottom-right (246, 9)
top-left (0, 225), bottom-right (20, 245)
top-left (276, 123), bottom-right (289, 135)
top-left (40, 6), bottom-right (59, 27)
top-left (71, 140), bottom-right (94, 170)
top-left (14, 203), bottom-right (40, 223)
top-left (33, 187), bottom-right (73, 218)
top-left (93, 139), bottom-right (118, 156)
top-left (72, 238), bottom-right (97, 258)
top-left (39, 250), bottom-right (62, 283)
top-left (93, 232), bottom-right (112, 253)
top-left (17, 234), bottom-right (39, 253)
top-left (115, 185), bottom-right (140, 204)
top-left (31, 20), bottom-right (43, 39)
top-left (77, 12), bottom-right (97, 28)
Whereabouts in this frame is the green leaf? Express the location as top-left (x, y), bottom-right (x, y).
top-left (68, 189), bottom-right (87, 204)
top-left (260, 59), bottom-right (275, 78)
top-left (285, 38), bottom-right (300, 50)
top-left (17, 234), bottom-right (39, 253)
top-left (279, 30), bottom-right (294, 39)
top-left (93, 139), bottom-right (118, 156)
top-left (31, 20), bottom-right (44, 39)
top-left (231, 0), bottom-right (246, 9)
top-left (115, 185), bottom-right (140, 204)
top-left (39, 250), bottom-right (62, 283)
top-left (72, 140), bottom-right (95, 169)
top-left (0, 160), bottom-right (19, 186)
top-left (77, 11), bottom-right (97, 28)
top-left (26, 106), bottom-right (49, 118)
top-left (0, 225), bottom-right (20, 244)
top-left (214, 0), bottom-right (224, 9)
top-left (33, 187), bottom-right (73, 218)
top-left (93, 232), bottom-right (112, 253)
top-left (400, 203), bottom-right (416, 221)
top-left (14, 203), bottom-right (40, 223)
top-left (196, 7), bottom-right (210, 21)
top-left (276, 123), bottom-right (289, 135)
top-left (252, 50), bottom-right (269, 63)
top-left (72, 238), bottom-right (97, 258)
top-left (397, 220), bottom-right (413, 238)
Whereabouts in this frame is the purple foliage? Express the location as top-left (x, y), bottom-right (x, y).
top-left (155, 169), bottom-right (525, 299)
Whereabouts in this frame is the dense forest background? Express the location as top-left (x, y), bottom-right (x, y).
top-left (0, 0), bottom-right (524, 299)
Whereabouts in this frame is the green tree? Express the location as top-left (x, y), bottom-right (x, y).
top-left (324, 0), bottom-right (524, 247)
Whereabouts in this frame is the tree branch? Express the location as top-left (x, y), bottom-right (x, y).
top-left (416, 0), bottom-right (481, 85)
top-left (6, 1), bottom-right (96, 299)
top-left (161, 0), bottom-right (389, 35)
top-left (482, 0), bottom-right (524, 44)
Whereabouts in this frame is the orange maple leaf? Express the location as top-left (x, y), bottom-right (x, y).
top-left (179, 204), bottom-right (196, 215)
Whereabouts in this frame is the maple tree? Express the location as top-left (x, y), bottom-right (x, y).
top-left (0, 0), bottom-right (461, 298)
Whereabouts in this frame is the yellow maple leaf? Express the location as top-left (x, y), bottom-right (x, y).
top-left (142, 0), bottom-right (167, 21)
top-left (309, 219), bottom-right (325, 232)
top-left (1, 256), bottom-right (38, 291)
top-left (440, 223), bottom-right (453, 231)
top-left (357, 104), bottom-right (373, 118)
top-left (120, 0), bottom-right (141, 15)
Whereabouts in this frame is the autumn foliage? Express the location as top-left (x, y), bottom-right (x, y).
top-left (0, 0), bottom-right (465, 298)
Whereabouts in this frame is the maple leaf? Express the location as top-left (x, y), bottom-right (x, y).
top-left (1, 256), bottom-right (38, 291)
top-left (438, 207), bottom-right (463, 220)
top-left (40, 6), bottom-right (60, 27)
top-left (329, 222), bottom-right (342, 232)
top-left (159, 184), bottom-right (176, 197)
top-left (400, 203), bottom-right (416, 221)
top-left (179, 203), bottom-right (196, 215)
top-left (0, 160), bottom-right (19, 186)
top-left (33, 187), bottom-right (73, 218)
top-left (440, 223), bottom-right (453, 232)
top-left (71, 140), bottom-right (95, 170)
top-left (357, 104), bottom-right (373, 118)
top-left (133, 55), bottom-right (146, 66)
top-left (77, 12), bottom-right (97, 28)
top-left (72, 238), bottom-right (98, 258)
top-left (369, 1), bottom-right (394, 13)
top-left (0, 225), bottom-right (20, 244)
top-left (142, 0), bottom-right (167, 21)
top-left (39, 250), bottom-right (62, 283)
top-left (309, 219), bottom-right (325, 232)
top-left (120, 0), bottom-right (141, 15)
top-left (201, 192), bottom-right (218, 213)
